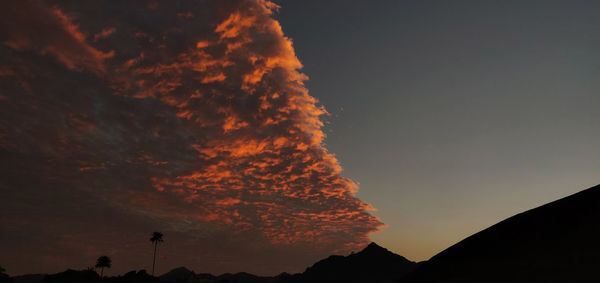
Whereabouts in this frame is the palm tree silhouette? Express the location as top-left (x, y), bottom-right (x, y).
top-left (95, 256), bottom-right (111, 278)
top-left (150, 231), bottom-right (164, 276)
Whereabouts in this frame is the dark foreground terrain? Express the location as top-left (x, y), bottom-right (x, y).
top-left (404, 183), bottom-right (600, 283)
top-left (3, 184), bottom-right (599, 283)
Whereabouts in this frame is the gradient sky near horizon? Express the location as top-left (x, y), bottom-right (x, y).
top-left (274, 0), bottom-right (600, 261)
top-left (0, 0), bottom-right (599, 277)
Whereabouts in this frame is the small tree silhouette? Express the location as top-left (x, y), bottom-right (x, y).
top-left (150, 231), bottom-right (164, 276)
top-left (0, 265), bottom-right (6, 275)
top-left (95, 256), bottom-right (112, 278)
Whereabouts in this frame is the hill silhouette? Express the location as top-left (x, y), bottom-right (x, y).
top-left (20, 242), bottom-right (415, 283)
top-left (404, 184), bottom-right (600, 283)
top-left (280, 242), bottom-right (416, 283)
top-left (160, 267), bottom-right (281, 283)
top-left (7, 184), bottom-right (600, 283)
top-left (0, 272), bottom-right (12, 283)
top-left (12, 274), bottom-right (46, 283)
top-left (37, 270), bottom-right (160, 283)
top-left (158, 267), bottom-right (195, 283)
top-left (159, 243), bottom-right (416, 283)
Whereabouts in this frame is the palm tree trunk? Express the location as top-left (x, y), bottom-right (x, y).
top-left (100, 267), bottom-right (104, 279)
top-left (152, 241), bottom-right (157, 276)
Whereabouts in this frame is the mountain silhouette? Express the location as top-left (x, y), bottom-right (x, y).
top-left (12, 274), bottom-right (46, 283)
top-left (217, 272), bottom-right (279, 283)
top-left (404, 184), bottom-right (600, 283)
top-left (10, 184), bottom-right (600, 283)
top-left (159, 242), bottom-right (416, 283)
top-left (0, 273), bottom-right (12, 283)
top-left (159, 267), bottom-right (281, 283)
top-left (159, 267), bottom-right (196, 283)
top-left (38, 269), bottom-right (161, 283)
top-left (280, 242), bottom-right (417, 283)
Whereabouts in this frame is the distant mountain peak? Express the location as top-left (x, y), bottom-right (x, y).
top-left (364, 242), bottom-right (386, 251)
top-left (169, 266), bottom-right (193, 273)
top-left (297, 242), bottom-right (416, 283)
top-left (159, 266), bottom-right (196, 282)
top-left (355, 242), bottom-right (395, 257)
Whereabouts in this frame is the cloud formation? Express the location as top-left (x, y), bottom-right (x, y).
top-left (0, 0), bottom-right (113, 73)
top-left (0, 0), bottom-right (382, 274)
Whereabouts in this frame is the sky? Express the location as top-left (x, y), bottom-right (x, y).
top-left (274, 0), bottom-right (600, 261)
top-left (0, 0), bottom-right (599, 277)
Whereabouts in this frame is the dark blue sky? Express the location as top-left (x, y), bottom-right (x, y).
top-left (275, 0), bottom-right (600, 260)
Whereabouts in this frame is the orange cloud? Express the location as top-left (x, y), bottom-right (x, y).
top-left (0, 0), bottom-right (113, 73)
top-left (135, 1), bottom-right (383, 249)
top-left (93, 27), bottom-right (116, 42)
top-left (0, 0), bottom-right (383, 273)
